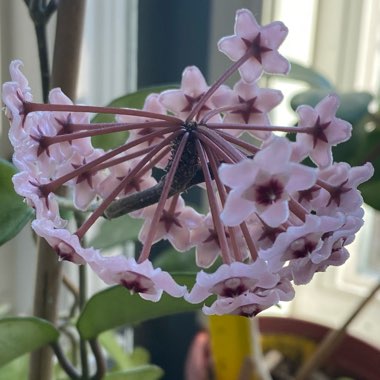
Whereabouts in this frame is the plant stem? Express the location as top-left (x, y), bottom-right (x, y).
top-left (62, 274), bottom-right (80, 318)
top-left (79, 265), bottom-right (89, 378)
top-left (29, 1), bottom-right (86, 379)
top-left (51, 0), bottom-right (86, 98)
top-left (51, 342), bottom-right (81, 379)
top-left (26, 0), bottom-right (58, 102)
top-left (89, 339), bottom-right (106, 380)
top-left (35, 22), bottom-right (50, 102)
top-left (29, 236), bottom-right (63, 380)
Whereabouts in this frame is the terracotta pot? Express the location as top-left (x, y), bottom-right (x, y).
top-left (259, 317), bottom-right (380, 380)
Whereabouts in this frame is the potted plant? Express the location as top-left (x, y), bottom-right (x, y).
top-left (1, 3), bottom-right (379, 380)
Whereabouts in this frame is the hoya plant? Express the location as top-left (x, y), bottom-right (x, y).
top-left (0, 2), bottom-right (377, 379)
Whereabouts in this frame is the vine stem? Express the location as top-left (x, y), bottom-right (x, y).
top-left (29, 1), bottom-right (87, 380)
top-left (77, 211), bottom-right (89, 378)
top-left (34, 22), bottom-right (50, 102)
top-left (51, 342), bottom-right (81, 379)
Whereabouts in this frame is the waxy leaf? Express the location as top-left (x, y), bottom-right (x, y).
top-left (104, 365), bottom-right (163, 380)
top-left (0, 317), bottom-right (59, 367)
top-left (99, 332), bottom-right (151, 369)
top-left (89, 214), bottom-right (143, 250)
top-left (0, 159), bottom-right (33, 246)
top-left (91, 85), bottom-right (177, 150)
top-left (100, 334), bottom-right (163, 379)
top-left (359, 181), bottom-right (380, 211)
top-left (0, 355), bottom-right (28, 379)
top-left (153, 247), bottom-right (221, 273)
top-left (153, 247), bottom-right (199, 272)
top-left (286, 61), bottom-right (335, 90)
top-left (354, 127), bottom-right (380, 182)
top-left (77, 274), bottom-right (205, 339)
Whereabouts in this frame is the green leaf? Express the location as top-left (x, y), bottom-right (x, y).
top-left (104, 365), bottom-right (164, 380)
top-left (77, 273), bottom-right (206, 339)
top-left (0, 317), bottom-right (59, 367)
top-left (353, 127), bottom-right (380, 180)
top-left (91, 85), bottom-right (177, 150)
top-left (99, 332), bottom-right (150, 370)
top-left (153, 247), bottom-right (198, 273)
top-left (359, 180), bottom-right (380, 211)
top-left (0, 355), bottom-right (28, 380)
top-left (89, 214), bottom-right (143, 250)
top-left (286, 61), bottom-right (335, 90)
top-left (0, 159), bottom-right (34, 246)
top-left (153, 247), bottom-right (221, 273)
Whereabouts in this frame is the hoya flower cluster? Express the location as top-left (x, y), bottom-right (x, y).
top-left (2, 9), bottom-right (373, 316)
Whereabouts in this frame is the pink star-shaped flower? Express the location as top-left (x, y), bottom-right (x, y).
top-left (89, 256), bottom-right (186, 301)
top-left (296, 94), bottom-right (352, 168)
top-left (48, 88), bottom-right (94, 159)
top-left (202, 278), bottom-right (295, 316)
top-left (97, 158), bottom-right (157, 204)
top-left (118, 94), bottom-right (169, 145)
top-left (203, 290), bottom-right (279, 316)
top-left (138, 196), bottom-right (203, 252)
top-left (259, 214), bottom-right (345, 272)
top-left (189, 213), bottom-right (222, 268)
top-left (281, 230), bottom-right (351, 285)
top-left (12, 172), bottom-right (65, 228)
top-left (190, 213), bottom-right (248, 268)
top-left (185, 259), bottom-right (279, 304)
top-left (32, 219), bottom-right (98, 264)
top-left (159, 66), bottom-right (225, 122)
top-left (55, 150), bottom-right (107, 211)
top-left (314, 162), bottom-right (374, 216)
top-left (213, 79), bottom-right (283, 140)
top-left (218, 9), bottom-right (290, 83)
top-left (12, 112), bottom-right (67, 178)
top-left (2, 60), bottom-right (33, 146)
top-left (275, 214), bottom-right (360, 285)
top-left (118, 94), bottom-right (172, 169)
top-left (220, 137), bottom-right (317, 227)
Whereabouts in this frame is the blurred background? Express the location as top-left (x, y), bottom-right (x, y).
top-left (1, 0), bottom-right (380, 378)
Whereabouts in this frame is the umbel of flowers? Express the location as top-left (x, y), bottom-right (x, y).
top-left (2, 9), bottom-right (373, 317)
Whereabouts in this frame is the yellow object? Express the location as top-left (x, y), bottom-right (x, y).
top-left (209, 315), bottom-right (254, 380)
